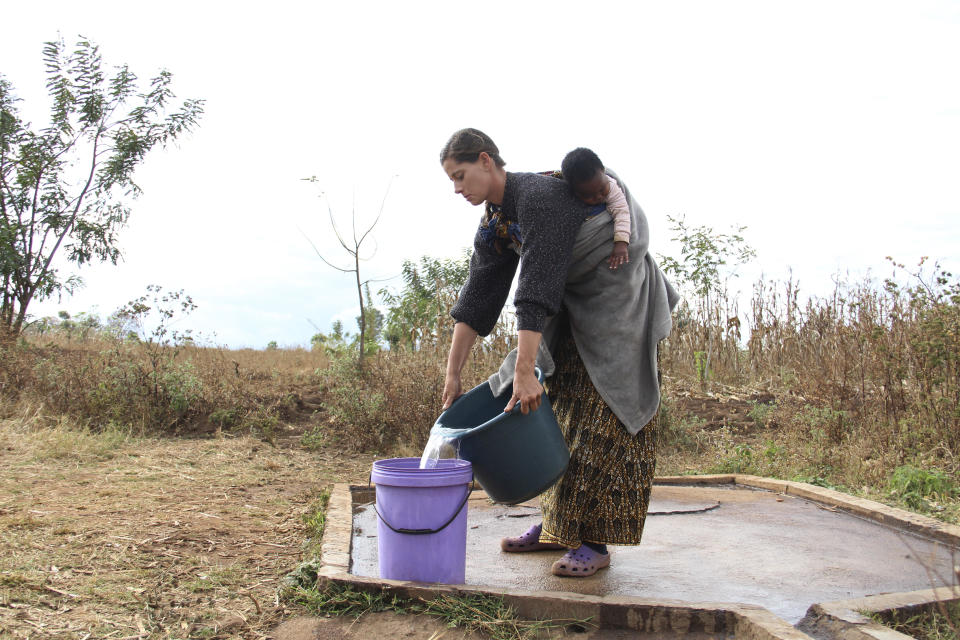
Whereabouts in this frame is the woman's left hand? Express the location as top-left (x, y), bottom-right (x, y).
top-left (505, 367), bottom-right (542, 415)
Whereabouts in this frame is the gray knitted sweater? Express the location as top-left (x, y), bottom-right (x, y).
top-left (450, 172), bottom-right (592, 335)
top-left (455, 169), bottom-right (680, 435)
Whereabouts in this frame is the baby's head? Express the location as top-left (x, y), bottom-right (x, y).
top-left (561, 147), bottom-right (610, 206)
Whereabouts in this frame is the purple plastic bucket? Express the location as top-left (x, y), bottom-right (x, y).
top-left (371, 457), bottom-right (473, 584)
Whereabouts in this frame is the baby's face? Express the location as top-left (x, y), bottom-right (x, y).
top-left (573, 171), bottom-right (610, 206)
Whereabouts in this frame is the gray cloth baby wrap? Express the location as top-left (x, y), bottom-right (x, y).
top-left (488, 171), bottom-right (680, 435)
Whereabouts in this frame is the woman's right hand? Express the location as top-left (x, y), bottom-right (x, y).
top-left (442, 322), bottom-right (478, 410)
top-left (441, 372), bottom-right (463, 411)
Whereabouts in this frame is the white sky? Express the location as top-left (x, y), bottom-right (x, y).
top-left (4, 0), bottom-right (958, 348)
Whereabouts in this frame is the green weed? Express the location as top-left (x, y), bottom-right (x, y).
top-left (300, 425), bottom-right (326, 450)
top-left (317, 355), bottom-right (387, 450)
top-left (209, 406), bottom-right (243, 429)
top-left (283, 581), bottom-right (592, 640)
top-left (748, 401), bottom-right (774, 427)
top-left (243, 407), bottom-right (280, 444)
top-left (791, 470), bottom-right (840, 490)
top-left (658, 404), bottom-right (709, 454)
top-left (157, 361), bottom-right (203, 416)
top-left (302, 488), bottom-right (331, 557)
top-left (872, 601), bottom-right (960, 640)
top-left (888, 465), bottom-right (959, 511)
top-left (708, 442), bottom-right (756, 474)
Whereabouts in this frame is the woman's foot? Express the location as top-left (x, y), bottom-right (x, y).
top-left (551, 545), bottom-right (610, 577)
top-left (500, 523), bottom-right (566, 552)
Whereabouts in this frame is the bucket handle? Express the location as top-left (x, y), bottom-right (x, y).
top-left (372, 481), bottom-right (474, 536)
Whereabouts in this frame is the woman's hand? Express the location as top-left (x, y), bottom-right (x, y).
top-left (505, 330), bottom-right (543, 415)
top-left (441, 372), bottom-right (463, 411)
top-left (505, 367), bottom-right (542, 415)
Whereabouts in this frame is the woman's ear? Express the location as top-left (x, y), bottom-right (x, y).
top-left (478, 151), bottom-right (492, 170)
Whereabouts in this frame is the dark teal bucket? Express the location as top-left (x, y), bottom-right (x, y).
top-left (432, 369), bottom-right (569, 505)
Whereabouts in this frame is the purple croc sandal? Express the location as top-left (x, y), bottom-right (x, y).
top-left (551, 545), bottom-right (611, 577)
top-left (500, 523), bottom-right (566, 553)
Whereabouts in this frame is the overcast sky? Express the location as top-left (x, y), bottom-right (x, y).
top-left (4, 0), bottom-right (958, 348)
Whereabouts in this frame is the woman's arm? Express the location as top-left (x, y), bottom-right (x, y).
top-left (442, 321), bottom-right (479, 410)
top-left (503, 329), bottom-right (543, 415)
top-left (451, 230), bottom-right (520, 337)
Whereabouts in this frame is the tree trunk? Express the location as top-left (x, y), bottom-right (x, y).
top-left (355, 251), bottom-right (364, 364)
top-left (11, 287), bottom-right (33, 336)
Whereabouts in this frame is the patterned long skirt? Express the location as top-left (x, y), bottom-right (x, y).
top-left (538, 326), bottom-right (659, 548)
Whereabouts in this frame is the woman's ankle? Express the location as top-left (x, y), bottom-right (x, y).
top-left (583, 541), bottom-right (607, 554)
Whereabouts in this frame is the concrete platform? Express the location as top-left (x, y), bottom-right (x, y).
top-left (316, 476), bottom-right (960, 638)
top-left (352, 484), bottom-right (956, 624)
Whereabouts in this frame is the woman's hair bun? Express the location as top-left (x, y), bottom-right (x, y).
top-left (440, 128), bottom-right (506, 167)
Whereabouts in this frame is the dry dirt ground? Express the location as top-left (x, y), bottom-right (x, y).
top-left (0, 387), bottom-right (756, 640)
top-left (669, 383), bottom-right (775, 433)
top-left (0, 416), bottom-right (376, 640)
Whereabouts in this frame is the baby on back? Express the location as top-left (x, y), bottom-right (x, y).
top-left (561, 148), bottom-right (631, 270)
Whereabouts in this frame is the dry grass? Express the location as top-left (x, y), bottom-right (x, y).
top-left (0, 335), bottom-right (331, 440)
top-left (339, 341), bottom-right (512, 456)
top-left (0, 400), bottom-right (372, 639)
top-left (2, 256), bottom-right (959, 636)
top-left (658, 262), bottom-right (960, 522)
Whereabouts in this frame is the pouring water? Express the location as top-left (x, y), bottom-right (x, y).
top-left (419, 427), bottom-right (464, 469)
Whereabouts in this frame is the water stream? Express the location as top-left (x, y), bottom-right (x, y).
top-left (418, 427), bottom-right (466, 469)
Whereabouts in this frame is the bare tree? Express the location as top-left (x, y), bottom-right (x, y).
top-left (301, 178), bottom-right (393, 363)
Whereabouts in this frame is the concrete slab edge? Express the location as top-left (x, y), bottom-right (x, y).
top-left (317, 570), bottom-right (816, 639)
top-left (656, 475), bottom-right (960, 549)
top-left (318, 483), bottom-right (353, 573)
top-left (797, 586), bottom-right (960, 640)
top-left (655, 475), bottom-right (738, 486)
top-left (324, 479), bottom-right (958, 637)
top-left (314, 483), bottom-right (816, 638)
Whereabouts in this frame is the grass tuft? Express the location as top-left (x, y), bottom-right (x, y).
top-left (872, 601), bottom-right (960, 640)
top-left (302, 488), bottom-right (331, 558)
top-left (283, 582), bottom-right (594, 640)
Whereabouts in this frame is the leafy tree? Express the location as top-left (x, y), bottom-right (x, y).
top-left (658, 214), bottom-right (756, 299)
top-left (0, 37), bottom-right (203, 337)
top-left (658, 214), bottom-right (755, 384)
top-left (330, 319), bottom-right (347, 344)
top-left (110, 285), bottom-right (196, 348)
top-left (312, 319), bottom-right (351, 355)
top-left (379, 253), bottom-right (470, 350)
top-left (354, 283), bottom-right (383, 355)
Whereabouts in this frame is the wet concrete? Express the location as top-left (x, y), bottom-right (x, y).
top-left (351, 484), bottom-right (958, 624)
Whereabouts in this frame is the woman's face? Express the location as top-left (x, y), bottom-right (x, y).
top-left (442, 153), bottom-right (496, 206)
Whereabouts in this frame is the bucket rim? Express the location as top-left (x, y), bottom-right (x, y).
top-left (432, 395), bottom-right (553, 441)
top-left (372, 457), bottom-right (473, 488)
top-left (432, 368), bottom-right (549, 439)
